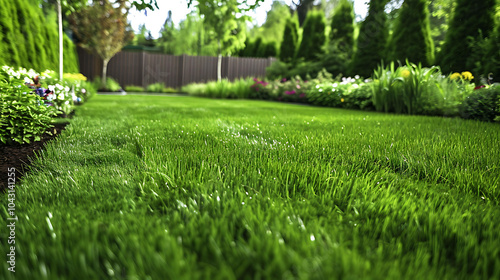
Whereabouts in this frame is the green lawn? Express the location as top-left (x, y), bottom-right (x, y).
top-left (2, 95), bottom-right (500, 279)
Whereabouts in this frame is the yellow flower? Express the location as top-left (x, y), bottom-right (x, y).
top-left (401, 69), bottom-right (410, 78)
top-left (449, 72), bottom-right (461, 80)
top-left (341, 98), bottom-right (345, 102)
top-left (461, 71), bottom-right (474, 81)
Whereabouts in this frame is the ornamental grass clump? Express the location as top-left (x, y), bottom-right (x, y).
top-left (371, 61), bottom-right (474, 115)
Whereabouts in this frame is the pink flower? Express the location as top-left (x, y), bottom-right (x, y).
top-left (285, 90), bottom-right (296, 95)
top-left (299, 93), bottom-right (306, 98)
top-left (281, 78), bottom-right (287, 82)
top-left (296, 85), bottom-right (301, 89)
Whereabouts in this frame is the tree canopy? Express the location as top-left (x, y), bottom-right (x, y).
top-left (70, 0), bottom-right (134, 88)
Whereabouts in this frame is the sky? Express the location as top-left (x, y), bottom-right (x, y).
top-left (128, 0), bottom-right (370, 39)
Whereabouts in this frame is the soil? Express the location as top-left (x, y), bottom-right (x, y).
top-left (0, 122), bottom-right (68, 192)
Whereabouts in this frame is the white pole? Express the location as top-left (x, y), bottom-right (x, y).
top-left (58, 0), bottom-right (63, 81)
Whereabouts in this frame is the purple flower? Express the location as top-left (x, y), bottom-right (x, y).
top-left (299, 93), bottom-right (306, 98)
top-left (281, 78), bottom-right (287, 82)
top-left (285, 90), bottom-right (296, 95)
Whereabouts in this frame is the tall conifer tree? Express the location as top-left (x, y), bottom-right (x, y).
top-left (350, 0), bottom-right (388, 77)
top-left (438, 0), bottom-right (496, 73)
top-left (279, 16), bottom-right (299, 62)
top-left (296, 9), bottom-right (326, 61)
top-left (389, 0), bottom-right (434, 66)
top-left (329, 0), bottom-right (354, 57)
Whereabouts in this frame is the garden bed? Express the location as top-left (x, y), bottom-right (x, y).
top-left (0, 122), bottom-right (68, 192)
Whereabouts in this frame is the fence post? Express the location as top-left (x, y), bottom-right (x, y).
top-left (179, 54), bottom-right (187, 88)
top-left (140, 51), bottom-right (146, 88)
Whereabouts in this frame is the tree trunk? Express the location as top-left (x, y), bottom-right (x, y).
top-left (217, 39), bottom-right (222, 82)
top-left (102, 58), bottom-right (109, 90)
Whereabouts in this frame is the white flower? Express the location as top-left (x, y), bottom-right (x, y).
top-left (352, 84), bottom-right (359, 88)
top-left (48, 85), bottom-right (55, 91)
top-left (333, 83), bottom-right (338, 87)
top-left (58, 94), bottom-right (65, 100)
top-left (355, 75), bottom-right (360, 80)
top-left (24, 77), bottom-right (31, 84)
top-left (27, 69), bottom-right (38, 78)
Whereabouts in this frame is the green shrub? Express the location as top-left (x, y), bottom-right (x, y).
top-left (344, 82), bottom-right (374, 110)
top-left (92, 77), bottom-right (122, 91)
top-left (181, 83), bottom-right (207, 96)
top-left (183, 78), bottom-right (255, 99)
top-left (125, 85), bottom-right (145, 92)
top-left (306, 77), bottom-right (362, 108)
top-left (162, 87), bottom-right (178, 93)
top-left (266, 61), bottom-right (291, 80)
top-left (146, 82), bottom-right (166, 93)
top-left (0, 72), bottom-right (57, 144)
top-left (460, 85), bottom-right (500, 122)
top-left (79, 80), bottom-right (97, 101)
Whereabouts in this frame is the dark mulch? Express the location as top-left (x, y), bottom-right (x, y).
top-left (0, 122), bottom-right (68, 192)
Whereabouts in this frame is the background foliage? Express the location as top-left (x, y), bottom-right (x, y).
top-left (0, 0), bottom-right (79, 73)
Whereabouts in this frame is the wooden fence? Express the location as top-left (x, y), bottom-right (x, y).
top-left (78, 48), bottom-right (276, 89)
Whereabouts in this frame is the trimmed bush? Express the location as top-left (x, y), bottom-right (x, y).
top-left (460, 86), bottom-right (500, 122)
top-left (125, 85), bottom-right (145, 92)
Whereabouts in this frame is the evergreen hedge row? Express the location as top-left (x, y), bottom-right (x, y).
top-left (0, 0), bottom-right (79, 73)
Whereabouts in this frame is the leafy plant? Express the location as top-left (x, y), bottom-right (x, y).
top-left (0, 72), bottom-right (56, 144)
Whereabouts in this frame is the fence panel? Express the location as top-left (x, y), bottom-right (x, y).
top-left (77, 48), bottom-right (275, 89)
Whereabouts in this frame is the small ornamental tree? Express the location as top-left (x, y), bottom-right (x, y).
top-left (296, 9), bottom-right (326, 61)
top-left (350, 0), bottom-right (389, 78)
top-left (198, 0), bottom-right (247, 81)
top-left (389, 0), bottom-right (434, 66)
top-left (438, 0), bottom-right (496, 74)
top-left (70, 0), bottom-right (133, 89)
top-left (279, 16), bottom-right (299, 62)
